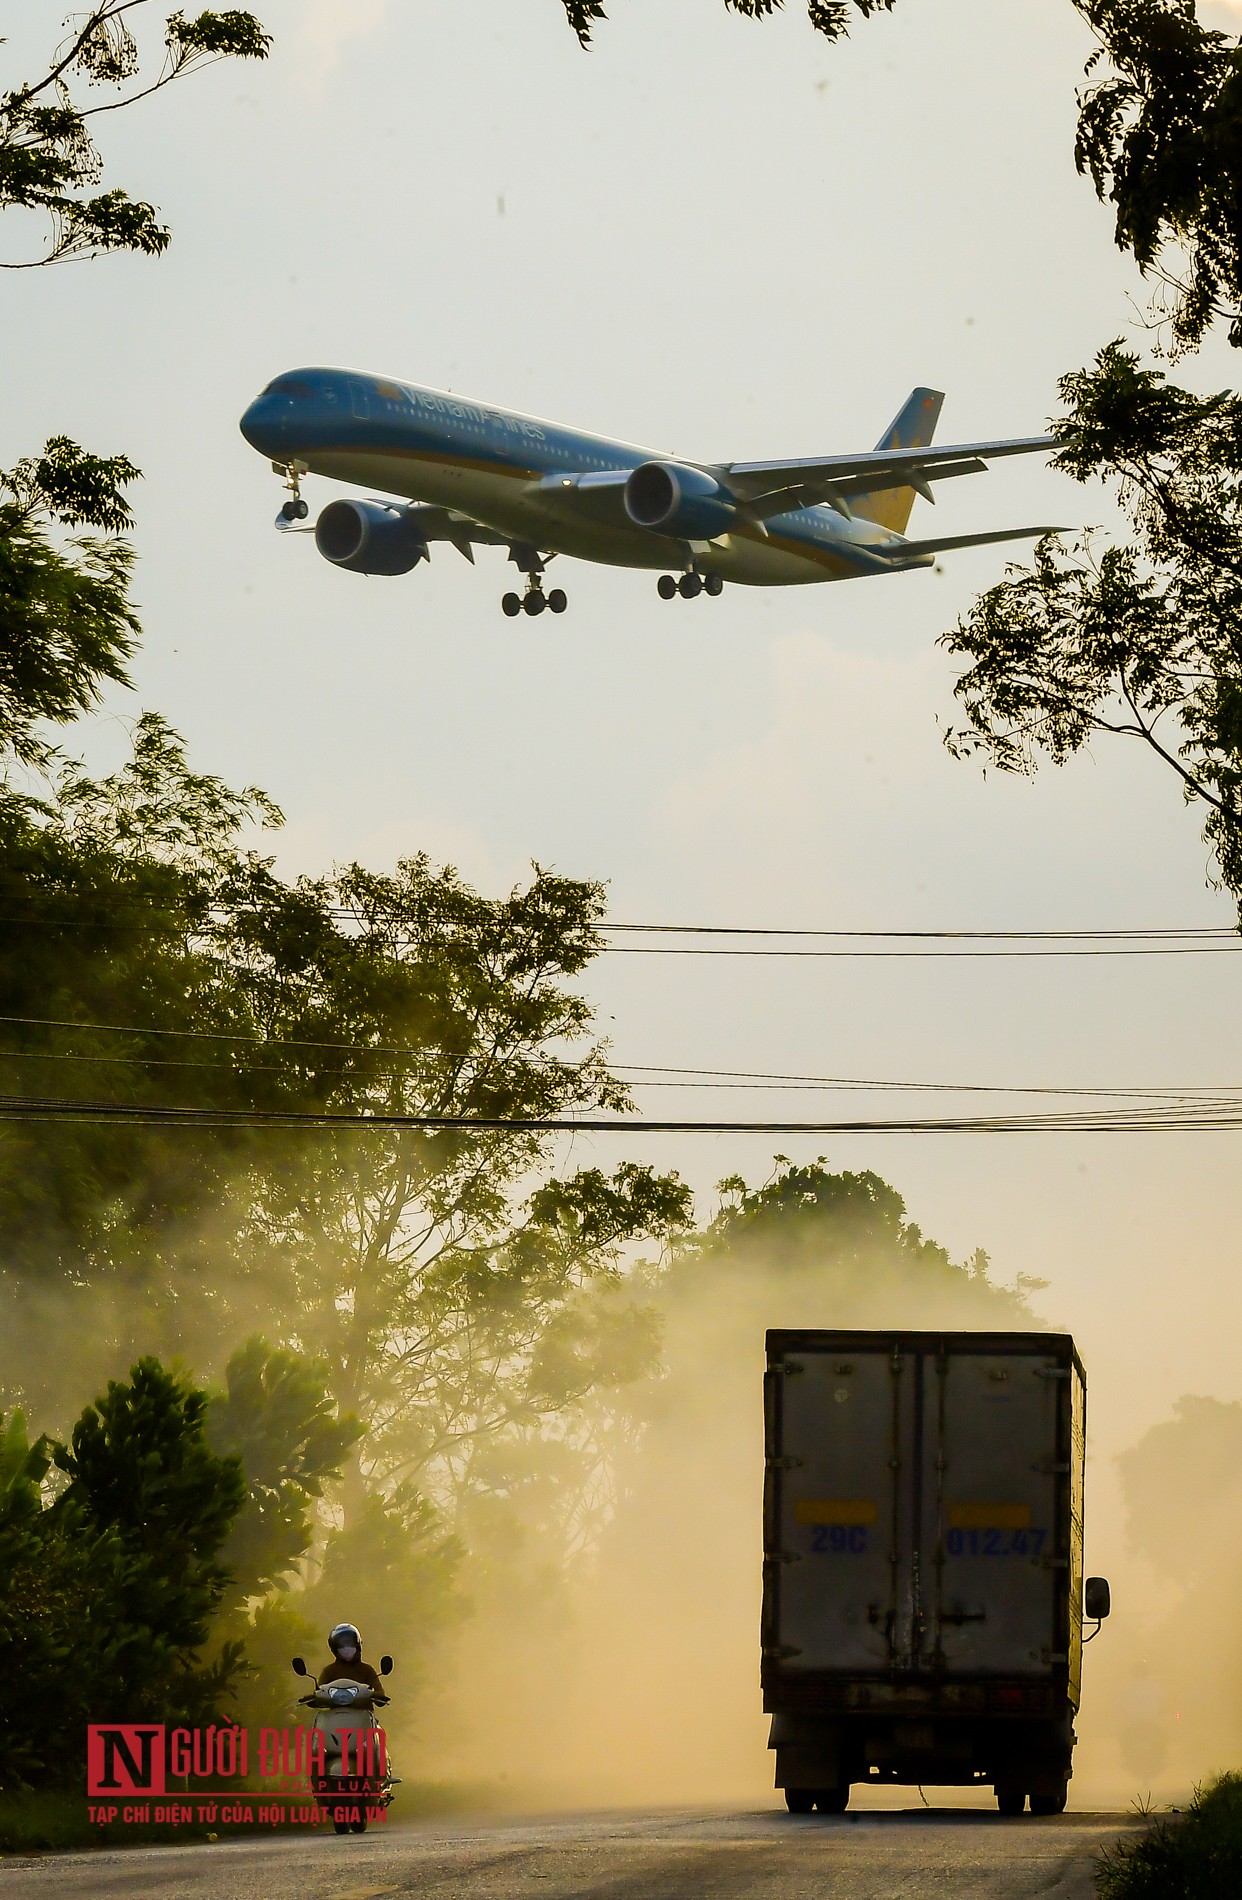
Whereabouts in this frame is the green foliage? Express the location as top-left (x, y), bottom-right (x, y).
top-left (207, 1338), bottom-right (363, 1601)
top-left (5, 439), bottom-right (141, 535)
top-left (1096, 1774), bottom-right (1242, 1897)
top-left (0, 1360), bottom-right (248, 1788)
top-left (690, 1158), bottom-right (1022, 1315)
top-left (562, 0), bottom-right (892, 47)
top-left (0, 3), bottom-right (270, 269)
top-left (0, 715), bottom-right (289, 1363)
top-left (0, 431), bottom-right (142, 765)
top-left (0, 503), bottom-right (138, 763)
top-left (941, 342), bottom-right (1242, 912)
top-left (53, 1357), bottom-right (246, 1640)
top-left (0, 717), bottom-right (691, 1528)
top-left (1075, 2), bottom-right (1242, 351)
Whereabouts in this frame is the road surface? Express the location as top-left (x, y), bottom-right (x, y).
top-left (0, 1804), bottom-right (1137, 1899)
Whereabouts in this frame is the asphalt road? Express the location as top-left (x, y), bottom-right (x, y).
top-left (0, 1805), bottom-right (1138, 1900)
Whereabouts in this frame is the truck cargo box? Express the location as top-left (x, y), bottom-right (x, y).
top-left (762, 1330), bottom-right (1096, 1815)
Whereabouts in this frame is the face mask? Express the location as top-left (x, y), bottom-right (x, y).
top-left (338, 1645), bottom-right (358, 1662)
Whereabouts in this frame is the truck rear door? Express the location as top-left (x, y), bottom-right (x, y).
top-left (922, 1348), bottom-right (1063, 1674)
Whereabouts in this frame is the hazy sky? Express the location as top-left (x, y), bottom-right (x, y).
top-left (5, 0), bottom-right (1242, 1574)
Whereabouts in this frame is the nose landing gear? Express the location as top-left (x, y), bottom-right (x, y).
top-left (659, 569), bottom-right (724, 601)
top-left (273, 460), bottom-right (310, 529)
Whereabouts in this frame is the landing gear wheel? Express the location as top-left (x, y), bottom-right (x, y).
top-left (678, 573), bottom-right (702, 599)
top-left (784, 1788), bottom-right (815, 1815)
top-left (332, 1817), bottom-right (351, 1835)
top-left (547, 588), bottom-right (567, 614)
top-left (1029, 1786), bottom-right (1068, 1816)
top-left (657, 574), bottom-right (678, 601)
top-left (502, 592), bottom-right (522, 617)
top-left (350, 1818), bottom-right (368, 1833)
top-left (704, 573), bottom-right (724, 596)
top-left (996, 1788), bottom-right (1027, 1816)
top-left (813, 1786), bottom-right (849, 1814)
top-left (523, 590), bottom-right (546, 617)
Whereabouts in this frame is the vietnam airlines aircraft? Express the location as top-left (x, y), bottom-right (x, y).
top-left (239, 368), bottom-right (1059, 617)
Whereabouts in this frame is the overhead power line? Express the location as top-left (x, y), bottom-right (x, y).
top-left (1, 905), bottom-right (1236, 955)
top-left (0, 1014), bottom-right (1237, 1106)
top-left (1, 1094), bottom-right (1239, 1135)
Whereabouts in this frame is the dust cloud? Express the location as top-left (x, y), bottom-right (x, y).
top-left (431, 1241), bottom-right (1242, 1814)
top-left (430, 1241), bottom-right (1034, 1808)
top-left (1073, 1394), bottom-right (1242, 1807)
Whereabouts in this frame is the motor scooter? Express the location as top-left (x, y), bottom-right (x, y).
top-left (290, 1654), bottom-right (397, 1834)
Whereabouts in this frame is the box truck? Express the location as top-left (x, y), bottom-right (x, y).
top-left (762, 1330), bottom-right (1110, 1816)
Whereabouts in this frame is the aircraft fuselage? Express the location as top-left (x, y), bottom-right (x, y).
top-left (240, 366), bottom-right (932, 587)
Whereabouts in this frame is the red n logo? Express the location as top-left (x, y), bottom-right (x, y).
top-left (87, 1725), bottom-right (165, 1795)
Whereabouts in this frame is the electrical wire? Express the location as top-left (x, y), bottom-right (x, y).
top-left (0, 1094), bottom-right (1239, 1134)
top-left (0, 907), bottom-right (1236, 955)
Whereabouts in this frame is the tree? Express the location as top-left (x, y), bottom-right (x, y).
top-left (561, 0), bottom-right (894, 50)
top-left (0, 718), bottom-right (692, 1522)
top-left (0, 7), bottom-right (270, 760)
top-left (206, 1338), bottom-right (364, 1605)
top-left (942, 343), bottom-right (1242, 913)
top-left (0, 1359), bottom-right (248, 1787)
top-left (0, 445), bottom-right (143, 763)
top-left (53, 1356), bottom-right (247, 1643)
top-left (1, 4), bottom-right (270, 270)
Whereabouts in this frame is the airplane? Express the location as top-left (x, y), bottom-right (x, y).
top-left (239, 368), bottom-right (1060, 617)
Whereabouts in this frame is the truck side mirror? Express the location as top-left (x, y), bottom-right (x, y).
top-left (1084, 1577), bottom-right (1111, 1621)
top-left (379, 1655), bottom-right (393, 1676)
top-left (291, 1656), bottom-right (308, 1676)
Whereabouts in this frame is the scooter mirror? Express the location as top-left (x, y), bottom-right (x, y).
top-left (379, 1655), bottom-right (394, 1676)
top-left (291, 1656), bottom-right (308, 1676)
top-left (1084, 1577), bottom-right (1111, 1621)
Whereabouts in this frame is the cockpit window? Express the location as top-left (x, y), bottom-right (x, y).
top-left (264, 377), bottom-right (314, 398)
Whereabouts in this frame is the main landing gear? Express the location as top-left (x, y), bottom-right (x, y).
top-left (658, 571), bottom-right (724, 600)
top-left (502, 586), bottom-right (567, 618)
top-left (502, 544), bottom-right (566, 617)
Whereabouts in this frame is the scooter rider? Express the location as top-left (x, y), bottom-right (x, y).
top-left (318, 1623), bottom-right (385, 1695)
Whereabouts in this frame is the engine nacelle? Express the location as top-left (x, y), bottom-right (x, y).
top-left (315, 499), bottom-right (428, 576)
top-left (624, 461), bottom-right (736, 540)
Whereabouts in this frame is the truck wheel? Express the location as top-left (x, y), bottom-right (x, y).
top-left (1030, 1785), bottom-right (1068, 1816)
top-left (814, 1787), bottom-right (849, 1814)
top-left (332, 1817), bottom-right (351, 1834)
top-left (784, 1789), bottom-right (815, 1814)
top-left (996, 1788), bottom-right (1027, 1816)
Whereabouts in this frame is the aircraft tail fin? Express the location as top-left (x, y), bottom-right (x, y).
top-left (852, 387), bottom-right (945, 532)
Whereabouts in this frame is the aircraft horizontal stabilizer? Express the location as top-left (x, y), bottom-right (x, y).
top-left (883, 524), bottom-right (1066, 563)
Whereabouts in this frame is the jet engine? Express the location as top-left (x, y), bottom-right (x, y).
top-left (624, 462), bottom-right (737, 540)
top-left (315, 499), bottom-right (429, 575)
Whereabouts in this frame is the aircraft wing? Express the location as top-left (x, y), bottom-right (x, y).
top-left (721, 435), bottom-right (1055, 520)
top-left (404, 505), bottom-right (511, 563)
